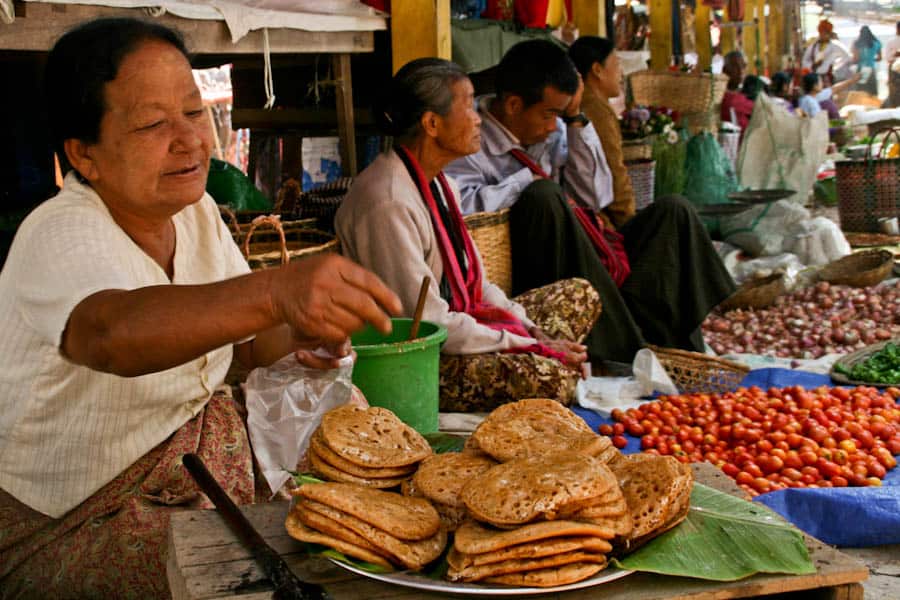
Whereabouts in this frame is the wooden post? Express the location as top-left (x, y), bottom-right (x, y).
top-left (572, 0), bottom-right (606, 37)
top-left (390, 0), bottom-right (451, 74)
top-left (742, 13), bottom-right (757, 72)
top-left (720, 6), bottom-right (736, 55)
top-left (768, 0), bottom-right (785, 73)
top-left (756, 0), bottom-right (767, 74)
top-left (694, 2), bottom-right (712, 72)
top-left (649, 0), bottom-right (673, 70)
top-left (332, 54), bottom-right (357, 176)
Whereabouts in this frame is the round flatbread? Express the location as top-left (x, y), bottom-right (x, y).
top-left (609, 454), bottom-right (693, 541)
top-left (310, 429), bottom-right (417, 478)
top-left (447, 536), bottom-right (612, 571)
top-left (320, 405), bottom-right (432, 468)
top-left (461, 452), bottom-right (616, 527)
top-left (285, 511), bottom-right (393, 569)
top-left (412, 452), bottom-right (497, 508)
top-left (300, 499), bottom-right (447, 571)
top-left (471, 399), bottom-right (606, 462)
top-left (482, 561), bottom-right (607, 587)
top-left (454, 520), bottom-right (617, 555)
top-left (295, 482), bottom-right (440, 541)
top-left (309, 450), bottom-right (408, 489)
top-left (447, 548), bottom-right (608, 583)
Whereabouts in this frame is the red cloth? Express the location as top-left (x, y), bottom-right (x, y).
top-left (508, 148), bottom-right (632, 287)
top-left (396, 146), bottom-right (566, 363)
top-left (720, 90), bottom-right (755, 132)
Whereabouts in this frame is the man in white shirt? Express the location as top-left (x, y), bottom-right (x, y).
top-left (802, 19), bottom-right (851, 85)
top-left (445, 40), bottom-right (735, 364)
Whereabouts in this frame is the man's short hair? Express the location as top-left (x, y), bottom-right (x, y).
top-left (495, 39), bottom-right (579, 108)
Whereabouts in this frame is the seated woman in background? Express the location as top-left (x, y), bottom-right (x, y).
top-left (798, 72), bottom-right (859, 119)
top-left (719, 51), bottom-right (755, 130)
top-left (335, 58), bottom-right (599, 413)
top-left (769, 71), bottom-right (796, 113)
top-left (0, 18), bottom-right (400, 599)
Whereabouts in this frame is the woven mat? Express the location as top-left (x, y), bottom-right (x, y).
top-left (843, 232), bottom-right (900, 247)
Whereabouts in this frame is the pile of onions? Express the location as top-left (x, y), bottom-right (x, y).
top-left (703, 280), bottom-right (900, 358)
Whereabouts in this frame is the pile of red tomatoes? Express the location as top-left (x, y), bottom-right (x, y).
top-left (602, 385), bottom-right (900, 497)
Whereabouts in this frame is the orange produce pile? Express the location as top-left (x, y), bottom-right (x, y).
top-left (606, 385), bottom-right (900, 497)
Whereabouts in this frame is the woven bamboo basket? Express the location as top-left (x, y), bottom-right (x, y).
top-left (241, 215), bottom-right (339, 270)
top-left (817, 249), bottom-right (894, 288)
top-left (622, 139), bottom-right (654, 161)
top-left (628, 71), bottom-right (729, 115)
top-left (217, 205), bottom-right (316, 244)
top-left (718, 274), bottom-right (786, 311)
top-left (647, 344), bottom-right (750, 394)
top-left (463, 208), bottom-right (512, 295)
top-left (835, 128), bottom-right (900, 232)
top-left (625, 159), bottom-right (655, 211)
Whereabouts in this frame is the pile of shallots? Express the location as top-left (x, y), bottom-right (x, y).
top-left (703, 280), bottom-right (900, 358)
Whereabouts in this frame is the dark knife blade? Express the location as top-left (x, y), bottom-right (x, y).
top-left (182, 453), bottom-right (329, 600)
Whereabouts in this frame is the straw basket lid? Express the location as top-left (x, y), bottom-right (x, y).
top-left (719, 273), bottom-right (786, 311)
top-left (241, 214), bottom-right (338, 270)
top-left (647, 344), bottom-right (750, 395)
top-left (628, 70), bottom-right (728, 115)
top-left (817, 249), bottom-right (894, 288)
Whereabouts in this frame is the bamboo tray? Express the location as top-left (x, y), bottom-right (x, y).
top-left (830, 338), bottom-right (900, 388)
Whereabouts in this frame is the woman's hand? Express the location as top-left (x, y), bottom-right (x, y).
top-left (529, 326), bottom-right (587, 374)
top-left (271, 254), bottom-right (402, 345)
top-left (294, 338), bottom-right (355, 370)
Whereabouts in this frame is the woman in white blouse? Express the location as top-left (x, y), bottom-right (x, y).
top-left (0, 17), bottom-right (399, 599)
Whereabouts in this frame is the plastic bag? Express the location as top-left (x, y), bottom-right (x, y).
top-left (245, 352), bottom-right (354, 496)
top-left (206, 157), bottom-right (272, 211)
top-left (651, 130), bottom-right (688, 198)
top-left (683, 131), bottom-right (740, 207)
top-left (576, 348), bottom-right (679, 416)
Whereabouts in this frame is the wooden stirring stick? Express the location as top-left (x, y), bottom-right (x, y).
top-left (409, 275), bottom-right (430, 341)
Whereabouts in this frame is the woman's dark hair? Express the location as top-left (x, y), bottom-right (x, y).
top-left (495, 39), bottom-right (579, 107)
top-left (802, 72), bottom-right (820, 94)
top-left (375, 58), bottom-right (469, 140)
top-left (854, 25), bottom-right (877, 50)
top-left (741, 75), bottom-right (766, 101)
top-left (568, 36), bottom-right (615, 79)
top-left (770, 71), bottom-right (791, 97)
top-left (44, 18), bottom-right (189, 167)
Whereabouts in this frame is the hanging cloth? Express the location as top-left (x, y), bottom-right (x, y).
top-left (508, 148), bottom-right (632, 287)
top-left (395, 146), bottom-right (566, 362)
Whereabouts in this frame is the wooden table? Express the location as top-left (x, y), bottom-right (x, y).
top-left (167, 463), bottom-right (869, 600)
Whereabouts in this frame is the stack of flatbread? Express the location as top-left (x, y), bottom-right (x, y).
top-left (608, 453), bottom-right (694, 552)
top-left (401, 452), bottom-right (497, 531)
top-left (307, 405), bottom-right (432, 488)
top-left (447, 451), bottom-right (629, 585)
top-left (286, 482), bottom-right (447, 571)
top-left (467, 398), bottom-right (623, 466)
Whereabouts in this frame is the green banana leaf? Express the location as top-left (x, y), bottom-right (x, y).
top-left (612, 482), bottom-right (816, 581)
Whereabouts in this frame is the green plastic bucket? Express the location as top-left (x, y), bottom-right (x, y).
top-left (350, 318), bottom-right (447, 433)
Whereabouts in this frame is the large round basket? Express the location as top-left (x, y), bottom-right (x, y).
top-left (817, 249), bottom-right (894, 288)
top-left (628, 71), bottom-right (728, 115)
top-left (718, 274), bottom-right (786, 311)
top-left (463, 208), bottom-right (512, 296)
top-left (241, 215), bottom-right (339, 270)
top-left (647, 344), bottom-right (750, 394)
top-left (830, 338), bottom-right (900, 388)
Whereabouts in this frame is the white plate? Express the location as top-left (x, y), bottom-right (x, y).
top-left (328, 558), bottom-right (634, 596)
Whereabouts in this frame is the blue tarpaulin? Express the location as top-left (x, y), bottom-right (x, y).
top-left (572, 368), bottom-right (900, 547)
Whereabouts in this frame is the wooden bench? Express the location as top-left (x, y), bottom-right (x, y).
top-left (167, 462), bottom-right (868, 600)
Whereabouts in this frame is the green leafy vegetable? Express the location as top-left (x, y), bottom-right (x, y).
top-left (423, 432), bottom-right (466, 454)
top-left (612, 483), bottom-right (815, 580)
top-left (835, 343), bottom-right (900, 384)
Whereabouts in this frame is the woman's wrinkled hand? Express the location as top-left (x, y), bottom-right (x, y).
top-left (293, 338), bottom-right (356, 370)
top-left (271, 254), bottom-right (402, 346)
top-left (543, 338), bottom-right (588, 375)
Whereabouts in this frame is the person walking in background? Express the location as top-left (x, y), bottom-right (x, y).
top-left (851, 26), bottom-right (882, 97)
top-left (884, 22), bottom-right (900, 108)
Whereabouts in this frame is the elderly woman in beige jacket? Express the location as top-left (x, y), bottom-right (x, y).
top-left (336, 58), bottom-right (602, 412)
